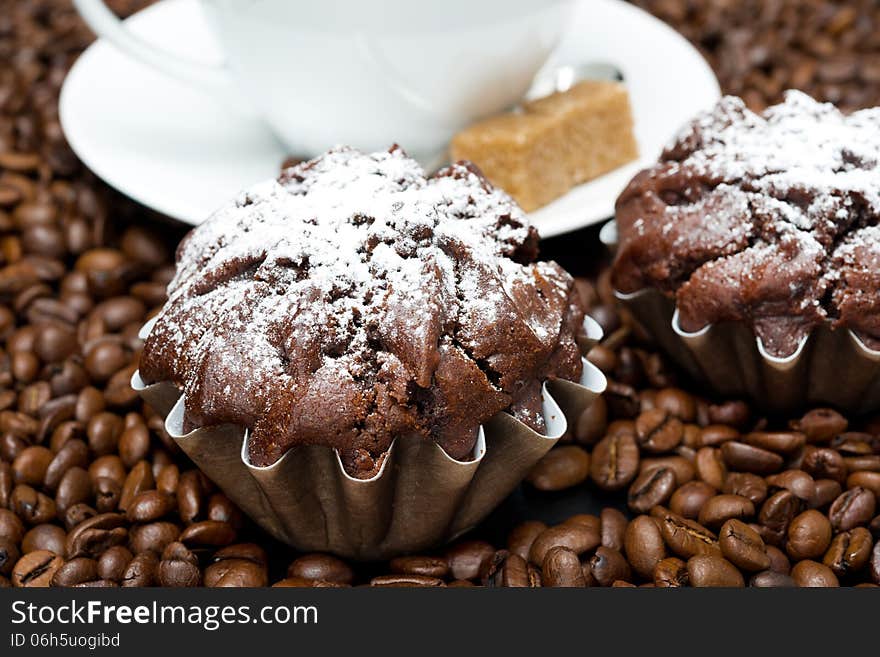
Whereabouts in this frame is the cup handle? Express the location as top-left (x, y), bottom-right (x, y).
top-left (73, 0), bottom-right (232, 96)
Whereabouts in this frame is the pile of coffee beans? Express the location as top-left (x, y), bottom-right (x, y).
top-left (632, 0), bottom-right (880, 112)
top-left (511, 273), bottom-right (879, 587)
top-left (1, 1), bottom-right (879, 586)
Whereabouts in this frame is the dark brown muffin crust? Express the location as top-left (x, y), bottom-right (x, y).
top-left (140, 147), bottom-right (584, 477)
top-left (613, 91), bottom-right (880, 357)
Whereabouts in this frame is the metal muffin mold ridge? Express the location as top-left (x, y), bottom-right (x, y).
top-left (132, 316), bottom-right (607, 560)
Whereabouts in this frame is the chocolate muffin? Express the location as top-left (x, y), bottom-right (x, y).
top-left (613, 91), bottom-right (880, 357)
top-left (140, 146), bottom-right (585, 478)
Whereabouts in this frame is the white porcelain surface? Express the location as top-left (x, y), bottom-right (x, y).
top-left (73, 0), bottom-right (571, 164)
top-left (60, 0), bottom-right (720, 235)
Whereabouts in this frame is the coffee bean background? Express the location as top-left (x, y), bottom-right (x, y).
top-left (1, 0), bottom-right (879, 587)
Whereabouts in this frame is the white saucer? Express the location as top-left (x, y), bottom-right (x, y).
top-left (60, 0), bottom-right (719, 237)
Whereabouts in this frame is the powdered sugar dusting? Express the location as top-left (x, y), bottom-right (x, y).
top-left (140, 146), bottom-right (584, 471)
top-left (156, 147), bottom-right (544, 383)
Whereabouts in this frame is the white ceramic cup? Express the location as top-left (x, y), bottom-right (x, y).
top-left (73, 0), bottom-right (573, 164)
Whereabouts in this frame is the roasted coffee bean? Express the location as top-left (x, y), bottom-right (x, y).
top-left (21, 524), bottom-right (66, 555)
top-left (723, 472), bottom-right (767, 506)
top-left (791, 408), bottom-right (848, 443)
top-left (51, 557), bottom-right (98, 587)
top-left (119, 460), bottom-right (154, 511)
top-left (721, 441), bottom-right (783, 475)
top-left (158, 542), bottom-right (201, 587)
top-left (126, 490), bottom-right (175, 523)
top-left (695, 447), bottom-right (726, 489)
top-left (828, 487), bottom-right (876, 531)
top-left (687, 554), bottom-right (744, 587)
top-left (845, 456), bottom-right (880, 473)
top-left (0, 538), bottom-right (19, 576)
top-left (389, 556), bottom-right (448, 579)
top-left (11, 484), bottom-right (56, 525)
top-left (719, 519), bottom-right (770, 571)
top-left (653, 508), bottom-right (719, 558)
top-left (286, 554), bottom-right (354, 585)
top-left (177, 470), bottom-right (206, 524)
top-left (562, 514), bottom-right (602, 533)
top-left (118, 423), bottom-right (150, 468)
top-left (759, 490), bottom-right (802, 537)
top-left (765, 545), bottom-right (791, 574)
top-left (63, 504), bottom-right (97, 532)
top-left (628, 466), bottom-right (676, 513)
top-left (121, 552), bottom-right (159, 587)
top-left (801, 446), bottom-right (848, 483)
top-left (542, 547), bottom-right (586, 587)
top-left (587, 343), bottom-right (615, 373)
top-left (88, 455), bottom-right (125, 487)
top-left (811, 479), bottom-right (844, 510)
top-left (640, 456), bottom-right (695, 486)
top-left (526, 446), bottom-right (590, 491)
top-left (590, 433), bottom-right (639, 491)
top-left (600, 508), bottom-right (627, 551)
top-left (787, 510), bottom-right (833, 561)
top-left (823, 527), bottom-right (873, 577)
top-left (204, 558), bottom-right (268, 587)
top-left (634, 409), bottom-right (683, 453)
top-left (12, 550), bottom-right (63, 587)
top-left (66, 513), bottom-right (127, 558)
top-left (766, 470), bottom-right (815, 501)
top-left (179, 521), bottom-right (236, 548)
top-left (574, 395), bottom-right (607, 445)
top-left (204, 545), bottom-right (268, 588)
top-left (12, 445), bottom-right (52, 486)
top-left (214, 544), bottom-right (267, 568)
top-left (86, 412), bottom-right (124, 456)
top-left (155, 464), bottom-right (179, 497)
top-left (624, 515), bottom-right (666, 579)
top-left (653, 557), bottom-right (688, 587)
top-left (589, 546), bottom-right (631, 586)
top-left (743, 431), bottom-right (805, 454)
top-left (370, 575), bottom-right (445, 587)
top-left (93, 477), bottom-right (121, 513)
top-left (484, 553), bottom-right (537, 588)
top-left (44, 439), bottom-right (88, 491)
top-left (698, 424), bottom-right (739, 447)
top-left (0, 462), bottom-right (13, 508)
top-left (34, 324), bottom-right (77, 363)
top-left (507, 521), bottom-right (547, 561)
top-left (270, 577), bottom-right (331, 588)
top-left (653, 388), bottom-right (696, 422)
top-left (529, 523), bottom-right (600, 565)
top-left (669, 481), bottom-right (716, 520)
top-left (97, 546), bottom-right (133, 582)
top-left (74, 386), bottom-right (104, 423)
top-left (55, 466), bottom-right (92, 513)
top-left (830, 432), bottom-right (876, 456)
top-left (1, 434), bottom-right (28, 463)
top-left (791, 560), bottom-right (839, 587)
top-left (848, 471), bottom-right (880, 499)
top-left (749, 570), bottom-right (797, 587)
top-left (128, 521), bottom-right (180, 556)
top-left (698, 495), bottom-right (755, 529)
top-left (0, 509), bottom-right (25, 545)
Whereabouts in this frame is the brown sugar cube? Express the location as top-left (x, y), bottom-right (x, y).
top-left (450, 80), bottom-right (638, 211)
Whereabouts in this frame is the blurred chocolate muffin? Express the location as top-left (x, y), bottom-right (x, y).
top-left (140, 146), bottom-right (585, 477)
top-left (613, 91), bottom-right (880, 356)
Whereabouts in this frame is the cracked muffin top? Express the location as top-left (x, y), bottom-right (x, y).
top-left (139, 146), bottom-right (584, 477)
top-left (613, 91), bottom-right (880, 357)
